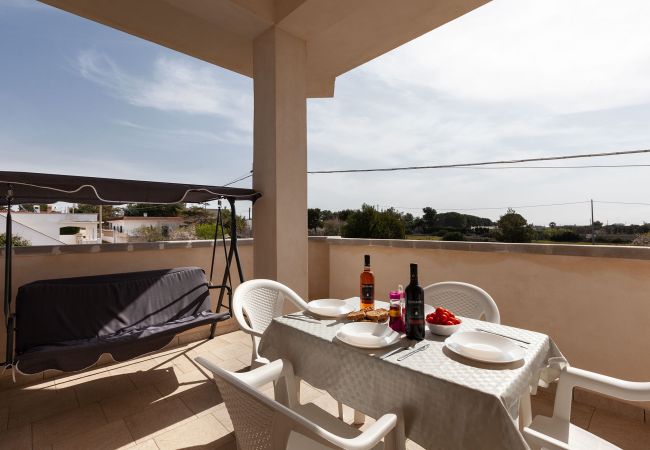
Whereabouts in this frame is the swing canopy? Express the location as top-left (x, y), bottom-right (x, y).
top-left (2, 171), bottom-right (260, 374)
top-left (0, 171), bottom-right (260, 205)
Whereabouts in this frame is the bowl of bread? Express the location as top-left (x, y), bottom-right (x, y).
top-left (346, 308), bottom-right (389, 323)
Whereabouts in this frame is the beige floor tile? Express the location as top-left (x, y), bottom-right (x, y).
top-left (588, 409), bottom-right (650, 450)
top-left (0, 406), bottom-right (7, 432)
top-left (179, 381), bottom-right (223, 416)
top-left (300, 381), bottom-right (325, 404)
top-left (129, 439), bottom-right (159, 450)
top-left (0, 424), bottom-right (32, 450)
top-left (214, 358), bottom-right (248, 374)
top-left (0, 371), bottom-right (43, 391)
top-left (52, 419), bottom-right (134, 450)
top-left (123, 398), bottom-right (195, 442)
top-left (32, 403), bottom-right (107, 449)
top-left (73, 372), bottom-right (137, 406)
top-left (405, 439), bottom-right (426, 450)
top-left (128, 365), bottom-right (183, 390)
top-left (531, 395), bottom-right (595, 429)
top-left (153, 367), bottom-right (209, 399)
top-left (207, 342), bottom-right (251, 363)
top-left (211, 404), bottom-right (233, 432)
top-left (100, 385), bottom-right (163, 423)
top-left (8, 388), bottom-right (78, 429)
top-left (575, 388), bottom-right (646, 422)
top-left (154, 414), bottom-right (231, 450)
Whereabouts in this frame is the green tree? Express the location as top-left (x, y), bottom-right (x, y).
top-left (0, 233), bottom-right (31, 247)
top-left (134, 225), bottom-right (166, 242)
top-left (442, 231), bottom-right (465, 241)
top-left (75, 204), bottom-right (120, 219)
top-left (181, 205), bottom-right (215, 224)
top-left (435, 212), bottom-right (467, 231)
top-left (124, 203), bottom-right (184, 217)
top-left (421, 207), bottom-right (437, 234)
top-left (307, 208), bottom-right (323, 233)
top-left (342, 204), bottom-right (405, 239)
top-left (495, 208), bottom-right (534, 243)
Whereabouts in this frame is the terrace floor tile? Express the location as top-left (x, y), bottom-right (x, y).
top-left (51, 419), bottom-right (134, 450)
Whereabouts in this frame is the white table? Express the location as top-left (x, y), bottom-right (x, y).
top-left (259, 298), bottom-right (564, 450)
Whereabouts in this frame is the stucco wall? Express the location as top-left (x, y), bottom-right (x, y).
top-left (324, 238), bottom-right (650, 382)
top-left (2, 237), bottom-right (649, 385)
top-left (0, 239), bottom-right (254, 371)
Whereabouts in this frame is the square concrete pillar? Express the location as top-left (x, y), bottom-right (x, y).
top-left (252, 27), bottom-right (308, 298)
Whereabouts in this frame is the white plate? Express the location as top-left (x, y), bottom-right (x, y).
top-left (307, 299), bottom-right (355, 318)
top-left (336, 322), bottom-right (401, 349)
top-left (444, 331), bottom-right (525, 364)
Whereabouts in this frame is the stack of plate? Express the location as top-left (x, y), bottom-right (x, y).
top-left (336, 322), bottom-right (401, 349)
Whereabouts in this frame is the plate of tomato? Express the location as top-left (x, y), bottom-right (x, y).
top-left (426, 307), bottom-right (462, 336)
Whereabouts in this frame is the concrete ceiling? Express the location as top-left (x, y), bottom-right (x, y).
top-left (40, 0), bottom-right (489, 97)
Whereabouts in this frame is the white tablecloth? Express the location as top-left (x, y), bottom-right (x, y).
top-left (259, 299), bottom-right (564, 450)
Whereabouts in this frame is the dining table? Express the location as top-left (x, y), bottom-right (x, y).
top-left (258, 297), bottom-right (565, 450)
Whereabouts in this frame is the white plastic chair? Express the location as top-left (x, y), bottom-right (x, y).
top-left (523, 365), bottom-right (650, 450)
top-left (232, 279), bottom-right (309, 368)
top-left (196, 357), bottom-right (406, 450)
top-left (423, 281), bottom-right (500, 323)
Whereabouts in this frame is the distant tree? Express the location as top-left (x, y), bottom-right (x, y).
top-left (544, 227), bottom-right (581, 242)
top-left (323, 218), bottom-right (342, 236)
top-left (307, 208), bottom-right (323, 233)
top-left (336, 209), bottom-right (354, 222)
top-left (592, 220), bottom-right (603, 230)
top-left (0, 233), bottom-right (31, 247)
top-left (134, 225), bottom-right (166, 242)
top-left (549, 222), bottom-right (557, 228)
top-left (495, 208), bottom-right (534, 243)
top-left (421, 207), bottom-right (437, 234)
top-left (632, 232), bottom-right (650, 246)
top-left (435, 212), bottom-right (467, 231)
top-left (124, 203), bottom-right (184, 217)
top-left (403, 212), bottom-right (416, 234)
top-left (342, 204), bottom-right (405, 239)
top-left (320, 210), bottom-right (335, 221)
top-left (75, 204), bottom-right (120, 219)
top-left (181, 205), bottom-right (215, 224)
top-left (442, 231), bottom-right (465, 241)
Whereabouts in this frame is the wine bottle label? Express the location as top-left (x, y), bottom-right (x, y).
top-left (361, 284), bottom-right (374, 300)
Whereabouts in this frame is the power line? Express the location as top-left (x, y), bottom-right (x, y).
top-left (378, 201), bottom-right (591, 212)
top-left (222, 171), bottom-right (252, 187)
top-left (307, 148), bottom-right (650, 174)
top-left (435, 164), bottom-right (650, 170)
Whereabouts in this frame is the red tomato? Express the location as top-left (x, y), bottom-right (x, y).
top-left (444, 320), bottom-right (455, 325)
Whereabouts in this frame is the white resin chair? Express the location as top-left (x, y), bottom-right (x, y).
top-left (232, 279), bottom-right (309, 368)
top-left (196, 357), bottom-right (405, 450)
top-left (423, 281), bottom-right (500, 324)
top-left (523, 365), bottom-right (650, 449)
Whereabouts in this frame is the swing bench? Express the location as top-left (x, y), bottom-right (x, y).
top-left (1, 171), bottom-right (261, 376)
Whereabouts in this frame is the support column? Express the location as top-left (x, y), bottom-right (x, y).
top-left (252, 27), bottom-right (308, 298)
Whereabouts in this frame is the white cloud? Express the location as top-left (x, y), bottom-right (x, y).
top-left (76, 50), bottom-right (252, 129)
top-left (363, 0), bottom-right (650, 115)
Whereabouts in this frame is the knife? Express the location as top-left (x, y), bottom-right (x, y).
top-left (397, 344), bottom-right (430, 361)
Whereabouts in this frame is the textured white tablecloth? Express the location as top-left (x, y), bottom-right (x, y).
top-left (259, 299), bottom-right (564, 450)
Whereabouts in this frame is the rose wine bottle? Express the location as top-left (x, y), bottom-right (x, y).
top-left (405, 263), bottom-right (425, 341)
top-left (359, 254), bottom-right (375, 310)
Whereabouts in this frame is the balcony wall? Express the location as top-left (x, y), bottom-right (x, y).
top-left (321, 237), bottom-right (650, 383)
top-left (2, 237), bottom-right (649, 386)
top-left (0, 239), bottom-right (254, 379)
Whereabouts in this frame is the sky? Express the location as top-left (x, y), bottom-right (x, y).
top-left (2, 0), bottom-right (650, 225)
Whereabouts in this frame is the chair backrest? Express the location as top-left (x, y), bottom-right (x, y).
top-left (422, 281), bottom-right (500, 323)
top-left (233, 279), bottom-right (309, 335)
top-left (199, 358), bottom-right (335, 450)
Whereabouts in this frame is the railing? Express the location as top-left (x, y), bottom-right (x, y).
top-left (2, 236), bottom-right (649, 384)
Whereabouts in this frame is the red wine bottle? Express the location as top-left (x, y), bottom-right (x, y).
top-left (405, 263), bottom-right (425, 341)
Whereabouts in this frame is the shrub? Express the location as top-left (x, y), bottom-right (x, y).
top-left (0, 233), bottom-right (31, 247)
top-left (632, 233), bottom-right (650, 246)
top-left (442, 231), bottom-right (465, 241)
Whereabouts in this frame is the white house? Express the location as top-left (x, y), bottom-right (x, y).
top-left (105, 217), bottom-right (185, 243)
top-left (0, 211), bottom-right (99, 246)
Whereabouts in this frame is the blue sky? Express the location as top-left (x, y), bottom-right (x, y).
top-left (2, 0), bottom-right (650, 225)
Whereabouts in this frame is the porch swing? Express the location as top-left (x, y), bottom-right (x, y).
top-left (0, 171), bottom-right (260, 376)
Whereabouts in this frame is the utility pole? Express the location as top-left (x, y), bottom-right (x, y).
top-left (591, 199), bottom-right (595, 245)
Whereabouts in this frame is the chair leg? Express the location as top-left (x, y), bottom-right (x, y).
top-left (337, 401), bottom-right (344, 420)
top-left (353, 409), bottom-right (365, 425)
top-left (519, 391), bottom-right (533, 430)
